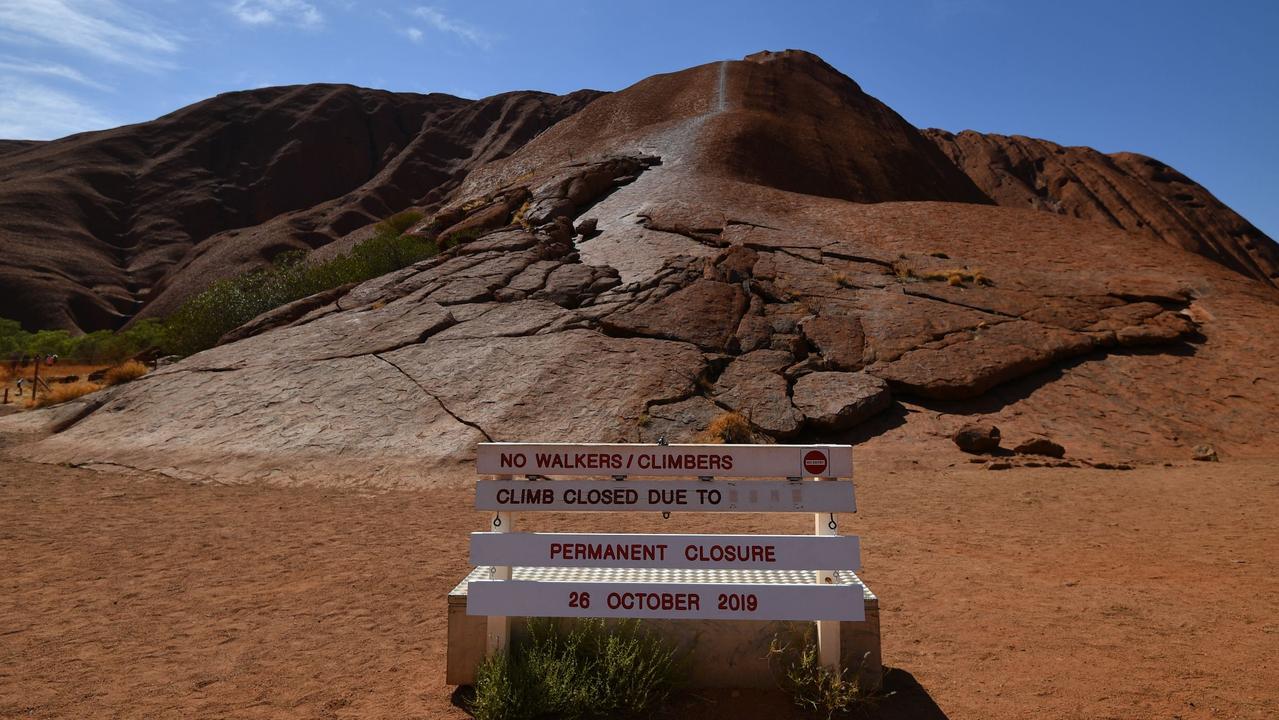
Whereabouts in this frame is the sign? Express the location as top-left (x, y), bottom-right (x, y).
top-left (470, 532), bottom-right (861, 571)
top-left (467, 579), bottom-right (866, 622)
top-left (475, 479), bottom-right (855, 513)
top-left (476, 443), bottom-right (852, 479)
top-left (803, 450), bottom-right (828, 475)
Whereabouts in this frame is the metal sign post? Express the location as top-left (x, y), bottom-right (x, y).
top-left (485, 473), bottom-right (513, 656)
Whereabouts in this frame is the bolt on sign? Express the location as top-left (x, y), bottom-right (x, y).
top-left (464, 442), bottom-right (864, 671)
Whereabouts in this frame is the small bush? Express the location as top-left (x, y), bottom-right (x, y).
top-left (471, 618), bottom-right (684, 720)
top-left (832, 272), bottom-right (856, 289)
top-left (31, 381), bottom-right (102, 408)
top-left (103, 360), bottom-right (148, 386)
top-left (699, 411), bottom-right (754, 444)
top-left (768, 633), bottom-right (876, 720)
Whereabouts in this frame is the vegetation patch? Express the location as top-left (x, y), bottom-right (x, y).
top-left (891, 261), bottom-right (992, 287)
top-left (1, 210), bottom-right (436, 362)
top-left (103, 360), bottom-right (149, 386)
top-left (768, 632), bottom-right (879, 719)
top-left (30, 380), bottom-right (103, 408)
top-left (470, 618), bottom-right (685, 720)
top-left (1, 317), bottom-right (166, 366)
top-left (699, 411), bottom-right (754, 444)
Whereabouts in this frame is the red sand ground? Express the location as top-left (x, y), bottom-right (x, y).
top-left (1, 447), bottom-right (1275, 719)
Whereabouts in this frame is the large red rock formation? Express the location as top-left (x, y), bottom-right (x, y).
top-left (5, 50), bottom-right (1277, 481)
top-left (925, 129), bottom-right (1279, 287)
top-left (0, 85), bottom-right (600, 331)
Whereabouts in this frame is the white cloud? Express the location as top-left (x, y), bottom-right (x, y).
top-left (412, 6), bottom-right (491, 48)
top-left (0, 56), bottom-right (111, 91)
top-left (0, 0), bottom-right (179, 69)
top-left (230, 0), bottom-right (323, 28)
top-left (0, 75), bottom-right (115, 139)
top-left (402, 26), bottom-right (423, 43)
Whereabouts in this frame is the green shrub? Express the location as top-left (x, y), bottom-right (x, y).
top-left (0, 317), bottom-right (166, 364)
top-left (160, 218), bottom-right (438, 356)
top-left (471, 618), bottom-right (684, 720)
top-left (2, 210), bottom-right (439, 361)
top-left (768, 632), bottom-right (877, 719)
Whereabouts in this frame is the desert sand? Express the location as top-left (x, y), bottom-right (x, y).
top-left (3, 439), bottom-right (1274, 719)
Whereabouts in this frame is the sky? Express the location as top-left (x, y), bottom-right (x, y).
top-left (0, 0), bottom-right (1275, 238)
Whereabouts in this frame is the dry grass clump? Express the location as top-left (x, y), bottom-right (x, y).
top-left (918, 268), bottom-right (991, 287)
top-left (832, 272), bottom-right (857, 289)
top-left (104, 360), bottom-right (148, 386)
top-left (30, 381), bottom-right (102, 408)
top-left (513, 199), bottom-right (532, 230)
top-left (460, 196), bottom-right (491, 213)
top-left (892, 260), bottom-right (991, 287)
top-left (698, 411), bottom-right (754, 444)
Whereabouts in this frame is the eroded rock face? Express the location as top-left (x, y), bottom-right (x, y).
top-left (0, 86), bottom-right (603, 331)
top-left (926, 129), bottom-right (1279, 288)
top-left (791, 372), bottom-right (891, 431)
top-left (712, 350), bottom-right (802, 437)
top-left (8, 50), bottom-right (1278, 482)
top-left (602, 279), bottom-right (747, 352)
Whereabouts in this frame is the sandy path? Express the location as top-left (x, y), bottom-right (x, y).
top-left (1, 453), bottom-right (1275, 719)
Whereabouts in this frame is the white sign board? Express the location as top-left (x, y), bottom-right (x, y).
top-left (475, 479), bottom-right (855, 513)
top-left (470, 533), bottom-right (861, 571)
top-left (467, 579), bottom-right (866, 622)
top-left (476, 443), bottom-right (852, 479)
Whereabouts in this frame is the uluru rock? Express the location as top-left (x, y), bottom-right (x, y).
top-left (5, 49), bottom-right (1278, 483)
top-left (0, 86), bottom-right (602, 332)
top-left (792, 372), bottom-right (891, 431)
top-left (1013, 437), bottom-right (1066, 459)
top-left (954, 424), bottom-right (1002, 454)
top-left (925, 129), bottom-right (1279, 288)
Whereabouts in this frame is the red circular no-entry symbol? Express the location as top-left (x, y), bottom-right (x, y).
top-left (803, 450), bottom-right (828, 476)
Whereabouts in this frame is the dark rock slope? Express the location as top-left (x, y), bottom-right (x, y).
top-left (0, 85), bottom-right (601, 331)
top-left (926, 129), bottom-right (1279, 288)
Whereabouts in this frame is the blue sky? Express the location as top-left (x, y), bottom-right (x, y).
top-left (0, 1), bottom-right (1275, 239)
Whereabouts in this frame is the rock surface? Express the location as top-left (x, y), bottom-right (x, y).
top-left (926, 129), bottom-right (1279, 288)
top-left (954, 424), bottom-right (1003, 454)
top-left (791, 372), bottom-right (891, 431)
top-left (1193, 444), bottom-right (1219, 462)
top-left (0, 86), bottom-right (601, 331)
top-left (5, 50), bottom-right (1278, 483)
top-left (1013, 437), bottom-right (1066, 459)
